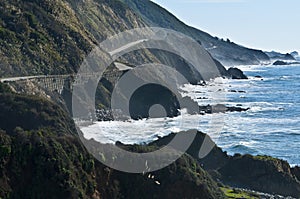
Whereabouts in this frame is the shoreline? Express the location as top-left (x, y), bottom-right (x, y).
top-left (89, 130), bottom-right (300, 197)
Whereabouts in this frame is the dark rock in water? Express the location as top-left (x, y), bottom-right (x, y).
top-left (127, 84), bottom-right (201, 120)
top-left (226, 106), bottom-right (249, 112)
top-left (197, 97), bottom-right (208, 100)
top-left (97, 87), bottom-right (248, 120)
top-left (199, 104), bottom-right (249, 114)
top-left (129, 84), bottom-right (180, 120)
top-left (273, 60), bottom-right (288, 65)
top-left (228, 90), bottom-right (246, 93)
top-left (273, 60), bottom-right (300, 65)
top-left (254, 75), bottom-right (262, 78)
top-left (227, 68), bottom-right (248, 79)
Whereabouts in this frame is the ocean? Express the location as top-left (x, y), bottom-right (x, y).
top-left (81, 64), bottom-right (300, 166)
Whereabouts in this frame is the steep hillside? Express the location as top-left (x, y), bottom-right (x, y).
top-left (0, 0), bottom-right (92, 76)
top-left (0, 0), bottom-right (150, 77)
top-left (121, 0), bottom-right (270, 66)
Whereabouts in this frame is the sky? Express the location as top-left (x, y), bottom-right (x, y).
top-left (151, 0), bottom-right (300, 53)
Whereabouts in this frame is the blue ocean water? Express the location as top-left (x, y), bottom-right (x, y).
top-left (216, 64), bottom-right (300, 165)
top-left (82, 64), bottom-right (300, 166)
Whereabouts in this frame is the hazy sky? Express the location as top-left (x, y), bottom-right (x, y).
top-left (151, 0), bottom-right (300, 53)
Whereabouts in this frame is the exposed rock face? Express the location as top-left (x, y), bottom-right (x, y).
top-left (150, 131), bottom-right (300, 198)
top-left (227, 68), bottom-right (248, 79)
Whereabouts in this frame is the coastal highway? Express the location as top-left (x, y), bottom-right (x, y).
top-left (0, 75), bottom-right (47, 83)
top-left (0, 75), bottom-right (70, 83)
top-left (0, 62), bottom-right (132, 84)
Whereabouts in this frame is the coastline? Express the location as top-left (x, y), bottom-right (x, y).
top-left (84, 63), bottom-right (300, 166)
top-left (99, 129), bottom-right (300, 198)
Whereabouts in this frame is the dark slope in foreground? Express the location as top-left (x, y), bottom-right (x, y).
top-left (0, 83), bottom-right (224, 199)
top-left (121, 0), bottom-right (270, 66)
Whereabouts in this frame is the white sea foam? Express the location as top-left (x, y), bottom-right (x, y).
top-left (81, 64), bottom-right (300, 164)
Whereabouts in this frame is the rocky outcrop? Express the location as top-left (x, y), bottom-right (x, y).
top-left (273, 60), bottom-right (300, 65)
top-left (219, 154), bottom-right (300, 197)
top-left (150, 131), bottom-right (300, 198)
top-left (112, 143), bottom-right (225, 199)
top-left (129, 84), bottom-right (180, 119)
top-left (227, 67), bottom-right (248, 79)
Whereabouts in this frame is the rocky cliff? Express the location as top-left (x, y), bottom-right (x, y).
top-left (150, 131), bottom-right (300, 198)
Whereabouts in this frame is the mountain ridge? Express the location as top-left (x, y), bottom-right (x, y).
top-left (121, 0), bottom-right (271, 66)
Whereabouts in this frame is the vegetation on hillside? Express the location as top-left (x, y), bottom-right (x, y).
top-left (0, 84), bottom-right (225, 198)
